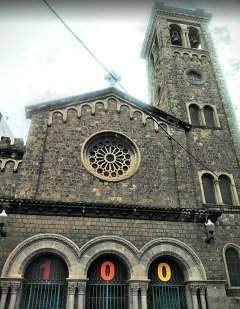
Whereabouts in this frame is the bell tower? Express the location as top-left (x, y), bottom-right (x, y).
top-left (141, 3), bottom-right (234, 128)
top-left (141, 2), bottom-right (240, 157)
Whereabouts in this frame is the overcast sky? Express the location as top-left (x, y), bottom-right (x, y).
top-left (0, 0), bottom-right (239, 141)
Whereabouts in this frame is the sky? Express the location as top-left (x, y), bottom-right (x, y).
top-left (0, 0), bottom-right (239, 141)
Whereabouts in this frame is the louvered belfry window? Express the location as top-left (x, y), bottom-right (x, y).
top-left (219, 175), bottom-right (233, 205)
top-left (202, 173), bottom-right (216, 204)
top-left (226, 247), bottom-right (240, 286)
top-left (20, 254), bottom-right (68, 309)
top-left (86, 255), bottom-right (129, 309)
top-left (148, 257), bottom-right (187, 309)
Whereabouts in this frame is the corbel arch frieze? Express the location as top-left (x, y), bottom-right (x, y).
top-left (0, 158), bottom-right (22, 172)
top-left (47, 96), bottom-right (171, 134)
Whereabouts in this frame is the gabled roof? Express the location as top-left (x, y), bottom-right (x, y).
top-left (25, 87), bottom-right (191, 131)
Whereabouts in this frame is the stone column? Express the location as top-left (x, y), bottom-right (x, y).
top-left (9, 281), bottom-right (21, 309)
top-left (139, 282), bottom-right (148, 309)
top-left (77, 281), bottom-right (87, 309)
top-left (0, 283), bottom-right (10, 309)
top-left (66, 281), bottom-right (77, 309)
top-left (199, 286), bottom-right (207, 309)
top-left (129, 282), bottom-right (139, 309)
top-left (189, 284), bottom-right (199, 309)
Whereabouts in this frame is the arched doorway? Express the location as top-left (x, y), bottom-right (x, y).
top-left (86, 255), bottom-right (129, 309)
top-left (20, 253), bottom-right (68, 309)
top-left (148, 256), bottom-right (187, 309)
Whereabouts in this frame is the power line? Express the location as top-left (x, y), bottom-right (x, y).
top-left (42, 0), bottom-right (237, 192)
top-left (42, 0), bottom-right (128, 94)
top-left (152, 116), bottom-right (238, 192)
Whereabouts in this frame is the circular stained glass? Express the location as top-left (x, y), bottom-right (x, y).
top-left (81, 131), bottom-right (140, 182)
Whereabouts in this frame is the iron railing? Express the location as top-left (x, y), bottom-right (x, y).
top-left (86, 282), bottom-right (128, 309)
top-left (148, 284), bottom-right (187, 309)
top-left (20, 282), bottom-right (67, 309)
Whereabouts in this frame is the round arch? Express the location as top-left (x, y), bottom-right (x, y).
top-left (78, 236), bottom-right (140, 279)
top-left (140, 238), bottom-right (206, 281)
top-left (1, 234), bottom-right (82, 279)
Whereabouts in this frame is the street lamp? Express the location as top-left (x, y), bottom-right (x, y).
top-left (204, 218), bottom-right (215, 243)
top-left (0, 209), bottom-right (8, 237)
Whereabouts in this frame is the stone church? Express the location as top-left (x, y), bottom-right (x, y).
top-left (0, 3), bottom-right (240, 309)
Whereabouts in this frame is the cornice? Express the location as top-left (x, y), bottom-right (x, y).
top-left (0, 197), bottom-right (222, 223)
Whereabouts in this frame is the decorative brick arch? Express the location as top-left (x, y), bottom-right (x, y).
top-left (78, 236), bottom-right (141, 280)
top-left (1, 234), bottom-right (82, 279)
top-left (140, 238), bottom-right (206, 281)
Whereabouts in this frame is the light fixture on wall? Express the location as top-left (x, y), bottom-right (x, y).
top-left (204, 218), bottom-right (215, 243)
top-left (0, 208), bottom-right (8, 237)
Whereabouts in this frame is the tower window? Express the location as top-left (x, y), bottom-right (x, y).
top-left (202, 173), bottom-right (216, 204)
top-left (188, 27), bottom-right (201, 49)
top-left (204, 105), bottom-right (215, 127)
top-left (186, 70), bottom-right (202, 83)
top-left (170, 24), bottom-right (182, 46)
top-left (189, 104), bottom-right (200, 126)
top-left (225, 247), bottom-right (240, 287)
top-left (219, 175), bottom-right (233, 205)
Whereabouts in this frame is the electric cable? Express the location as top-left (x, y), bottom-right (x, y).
top-left (42, 0), bottom-right (238, 193)
top-left (42, 0), bottom-right (128, 94)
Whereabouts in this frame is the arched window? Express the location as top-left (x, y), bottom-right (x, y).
top-left (188, 27), bottom-right (201, 49)
top-left (189, 104), bottom-right (201, 126)
top-left (170, 24), bottom-right (182, 46)
top-left (20, 254), bottom-right (68, 309)
top-left (219, 175), bottom-right (233, 205)
top-left (225, 247), bottom-right (240, 286)
top-left (204, 106), bottom-right (215, 127)
top-left (148, 257), bottom-right (186, 309)
top-left (202, 173), bottom-right (216, 204)
top-left (86, 255), bottom-right (129, 309)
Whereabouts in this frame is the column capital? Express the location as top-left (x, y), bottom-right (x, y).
top-left (188, 284), bottom-right (199, 295)
top-left (139, 281), bottom-right (149, 297)
top-left (67, 281), bottom-right (77, 295)
top-left (0, 281), bottom-right (10, 290)
top-left (77, 281), bottom-right (87, 295)
top-left (129, 282), bottom-right (139, 296)
top-left (10, 281), bottom-right (22, 295)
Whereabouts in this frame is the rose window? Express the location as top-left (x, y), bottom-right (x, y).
top-left (81, 131), bottom-right (140, 181)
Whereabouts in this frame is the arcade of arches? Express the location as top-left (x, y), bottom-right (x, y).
top-left (0, 234), bottom-right (210, 309)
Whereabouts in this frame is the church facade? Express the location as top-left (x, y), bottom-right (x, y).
top-left (0, 3), bottom-right (240, 309)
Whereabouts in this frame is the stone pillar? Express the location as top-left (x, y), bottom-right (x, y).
top-left (66, 281), bottom-right (77, 309)
top-left (0, 283), bottom-right (10, 309)
top-left (77, 281), bottom-right (87, 309)
top-left (139, 282), bottom-right (148, 309)
top-left (189, 284), bottom-right (199, 309)
top-left (199, 286), bottom-right (207, 309)
top-left (9, 282), bottom-right (21, 309)
top-left (129, 282), bottom-right (139, 309)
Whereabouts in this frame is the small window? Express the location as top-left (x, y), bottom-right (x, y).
top-left (189, 104), bottom-right (200, 126)
top-left (188, 27), bottom-right (201, 49)
top-left (202, 173), bottom-right (216, 204)
top-left (154, 35), bottom-right (159, 49)
top-left (186, 70), bottom-right (202, 83)
top-left (170, 24), bottom-right (182, 46)
top-left (226, 247), bottom-right (240, 287)
top-left (219, 175), bottom-right (233, 205)
top-left (204, 106), bottom-right (215, 127)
